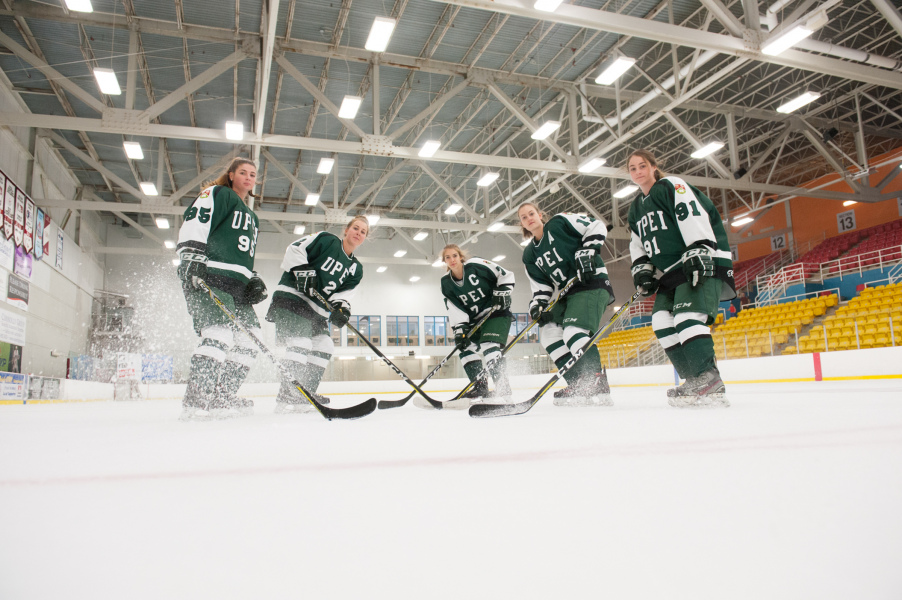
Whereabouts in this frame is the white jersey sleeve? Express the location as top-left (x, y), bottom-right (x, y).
top-left (629, 230), bottom-right (650, 264)
top-left (473, 257), bottom-right (515, 290)
top-left (446, 300), bottom-right (471, 330)
top-left (280, 231), bottom-right (321, 272)
top-left (177, 185), bottom-right (217, 256)
top-left (561, 212), bottom-right (608, 252)
top-left (665, 176), bottom-right (717, 248)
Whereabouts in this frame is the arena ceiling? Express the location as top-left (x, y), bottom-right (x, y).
top-left (0, 0), bottom-right (900, 261)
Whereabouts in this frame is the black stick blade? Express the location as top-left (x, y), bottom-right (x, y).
top-left (468, 397), bottom-right (537, 418)
top-left (318, 398), bottom-right (377, 420)
top-left (377, 396), bottom-right (412, 410)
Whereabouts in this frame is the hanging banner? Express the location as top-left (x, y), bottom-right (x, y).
top-left (13, 188), bottom-right (24, 246)
top-left (3, 179), bottom-right (14, 240)
top-left (13, 246), bottom-right (32, 280)
top-left (0, 170), bottom-right (6, 226)
top-left (23, 196), bottom-right (34, 254)
top-left (55, 228), bottom-right (63, 269)
top-left (34, 208), bottom-right (44, 260)
top-left (0, 236), bottom-right (13, 272)
top-left (7, 273), bottom-right (28, 311)
top-left (42, 212), bottom-right (51, 258)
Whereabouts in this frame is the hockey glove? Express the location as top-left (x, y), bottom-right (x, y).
top-left (177, 252), bottom-right (208, 290)
top-left (681, 242), bottom-right (715, 287)
top-left (244, 274), bottom-right (268, 305)
top-left (293, 268), bottom-right (317, 296)
top-left (329, 300), bottom-right (351, 328)
top-left (574, 248), bottom-right (597, 283)
top-left (528, 298), bottom-right (553, 325)
top-left (492, 288), bottom-right (512, 311)
top-left (630, 259), bottom-right (659, 297)
top-left (452, 325), bottom-right (470, 351)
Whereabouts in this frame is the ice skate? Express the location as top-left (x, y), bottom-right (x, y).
top-left (581, 368), bottom-right (613, 407)
top-left (552, 383), bottom-right (586, 406)
top-left (274, 380), bottom-right (316, 414)
top-left (488, 378), bottom-right (513, 404)
top-left (668, 368), bottom-right (729, 408)
top-left (461, 377), bottom-right (489, 404)
top-left (179, 403), bottom-right (213, 421)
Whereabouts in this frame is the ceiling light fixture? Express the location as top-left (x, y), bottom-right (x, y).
top-left (691, 141), bottom-right (725, 158)
top-left (491, 255), bottom-right (506, 262)
top-left (487, 222), bottom-right (504, 232)
top-left (776, 91), bottom-right (821, 114)
top-left (731, 216), bottom-right (755, 227)
top-left (140, 182), bottom-right (159, 196)
top-left (394, 250), bottom-right (407, 258)
top-left (164, 240), bottom-right (175, 249)
top-left (365, 17), bottom-right (396, 52)
top-left (534, 0), bottom-right (564, 11)
top-left (93, 68), bottom-right (121, 95)
top-left (409, 276), bottom-right (420, 282)
top-left (317, 158), bottom-right (335, 174)
top-left (123, 141), bottom-right (143, 160)
top-left (154, 216), bottom-right (169, 228)
top-left (225, 121), bottom-right (244, 141)
top-left (305, 193), bottom-right (320, 206)
top-left (477, 172), bottom-right (500, 187)
top-left (578, 157), bottom-right (606, 173)
top-left (432, 259), bottom-right (444, 267)
top-left (338, 95), bottom-right (362, 119)
top-left (418, 140), bottom-right (441, 158)
top-left (843, 201), bottom-right (857, 207)
top-left (595, 56), bottom-right (636, 85)
top-left (293, 224), bottom-right (306, 234)
top-left (413, 232), bottom-right (428, 241)
top-left (377, 266), bottom-right (387, 273)
top-left (613, 185), bottom-right (639, 198)
top-left (531, 121), bottom-right (561, 140)
top-left (444, 204), bottom-right (462, 215)
top-left (366, 214), bottom-right (380, 226)
top-left (65, 0), bottom-right (93, 12)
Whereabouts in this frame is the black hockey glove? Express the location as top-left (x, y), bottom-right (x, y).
top-left (177, 252), bottom-right (208, 290)
top-left (681, 242), bottom-right (715, 288)
top-left (452, 325), bottom-right (470, 351)
top-left (630, 259), bottom-right (659, 297)
top-left (293, 268), bottom-right (317, 296)
top-left (244, 274), bottom-right (268, 305)
top-left (574, 248), bottom-right (596, 283)
top-left (492, 288), bottom-right (512, 311)
top-left (529, 298), bottom-right (553, 325)
top-left (329, 300), bottom-right (351, 328)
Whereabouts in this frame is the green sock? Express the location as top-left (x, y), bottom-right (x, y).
top-left (682, 337), bottom-right (717, 378)
top-left (463, 361), bottom-right (483, 382)
top-left (665, 345), bottom-right (692, 379)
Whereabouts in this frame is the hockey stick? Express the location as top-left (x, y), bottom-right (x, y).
top-left (443, 277), bottom-right (578, 405)
top-left (376, 309), bottom-right (495, 410)
top-left (469, 290), bottom-right (641, 418)
top-left (309, 289), bottom-right (447, 409)
top-left (198, 281), bottom-right (376, 421)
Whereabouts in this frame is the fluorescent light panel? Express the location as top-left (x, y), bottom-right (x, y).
top-left (843, 201), bottom-right (857, 206)
top-left (154, 216), bottom-right (169, 228)
top-left (225, 121), bottom-right (244, 141)
top-left (171, 258), bottom-right (180, 266)
top-left (376, 266), bottom-right (388, 273)
top-left (338, 96), bottom-right (362, 119)
top-left (691, 141), bottom-right (725, 158)
top-left (595, 57), bottom-right (636, 85)
top-left (531, 121), bottom-right (561, 140)
top-left (491, 255), bottom-right (506, 262)
top-left (418, 140), bottom-right (441, 158)
top-left (365, 17), bottom-right (396, 52)
top-left (520, 238), bottom-right (530, 246)
top-left (432, 259), bottom-right (444, 267)
top-left (413, 232), bottom-right (428, 241)
top-left (123, 141), bottom-right (143, 160)
top-left (444, 204), bottom-right (462, 215)
top-left (578, 157), bottom-right (606, 173)
top-left (164, 240), bottom-right (175, 249)
top-left (394, 250), bottom-right (407, 257)
top-left (366, 214), bottom-right (380, 226)
top-left (613, 185), bottom-right (639, 198)
top-left (409, 276), bottom-right (420, 282)
top-left (776, 91), bottom-right (821, 114)
top-left (534, 0), bottom-right (563, 11)
top-left (487, 222), bottom-right (504, 232)
top-left (477, 172), bottom-right (500, 187)
top-left (65, 0), bottom-right (93, 12)
top-left (731, 216), bottom-right (754, 227)
top-left (293, 225), bottom-right (306, 234)
top-left (761, 25), bottom-right (814, 56)
top-left (93, 68), bottom-right (121, 95)
top-left (305, 193), bottom-right (320, 206)
top-left (140, 182), bottom-right (158, 196)
top-left (317, 158), bottom-right (335, 174)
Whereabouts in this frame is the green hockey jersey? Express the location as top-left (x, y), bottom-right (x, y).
top-left (627, 176), bottom-right (735, 299)
top-left (177, 184), bottom-right (259, 297)
top-left (522, 213), bottom-right (614, 310)
top-left (270, 231), bottom-right (363, 319)
top-left (441, 257), bottom-right (515, 329)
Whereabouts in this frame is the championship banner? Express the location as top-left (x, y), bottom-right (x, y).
top-left (23, 197), bottom-right (34, 254)
top-left (34, 208), bottom-right (44, 260)
top-left (42, 212), bottom-right (51, 258)
top-left (3, 179), bottom-right (14, 240)
top-left (13, 188), bottom-right (24, 246)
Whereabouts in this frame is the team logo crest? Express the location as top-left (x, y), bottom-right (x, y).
top-left (200, 190), bottom-right (211, 199)
top-left (674, 183), bottom-right (687, 194)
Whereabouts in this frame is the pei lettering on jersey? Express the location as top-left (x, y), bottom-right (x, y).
top-left (638, 211), bottom-right (668, 237)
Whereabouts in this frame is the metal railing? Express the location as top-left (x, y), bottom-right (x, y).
top-left (818, 244), bottom-right (902, 281)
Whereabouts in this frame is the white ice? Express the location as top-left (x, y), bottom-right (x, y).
top-left (2, 378), bottom-right (902, 600)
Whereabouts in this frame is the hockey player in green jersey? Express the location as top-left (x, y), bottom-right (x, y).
top-left (266, 216), bottom-right (368, 413)
top-left (176, 158), bottom-right (268, 420)
top-left (626, 149), bottom-right (736, 407)
top-left (518, 202), bottom-right (615, 406)
top-left (440, 244), bottom-right (515, 403)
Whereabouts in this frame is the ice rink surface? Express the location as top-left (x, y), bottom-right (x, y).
top-left (2, 378), bottom-right (902, 600)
